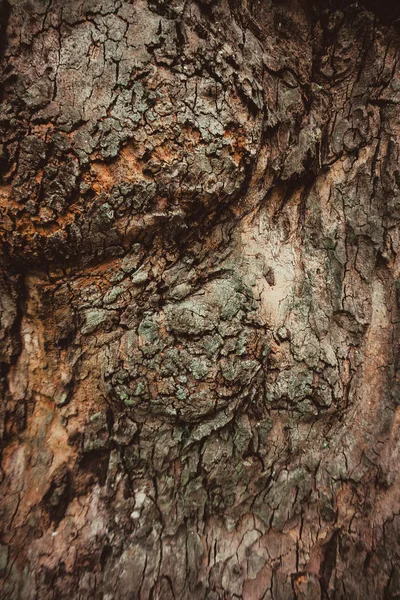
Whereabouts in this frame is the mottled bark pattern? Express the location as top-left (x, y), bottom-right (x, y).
top-left (1, 0), bottom-right (400, 598)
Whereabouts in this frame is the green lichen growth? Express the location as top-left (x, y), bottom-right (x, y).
top-left (82, 309), bottom-right (109, 335)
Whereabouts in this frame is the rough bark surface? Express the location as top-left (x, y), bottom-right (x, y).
top-left (1, 0), bottom-right (400, 598)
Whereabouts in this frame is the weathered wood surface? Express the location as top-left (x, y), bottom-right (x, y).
top-left (1, 1), bottom-right (400, 598)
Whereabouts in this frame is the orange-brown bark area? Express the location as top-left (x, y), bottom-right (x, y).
top-left (1, 0), bottom-right (400, 598)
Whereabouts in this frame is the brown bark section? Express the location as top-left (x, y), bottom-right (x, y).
top-left (0, 1), bottom-right (400, 598)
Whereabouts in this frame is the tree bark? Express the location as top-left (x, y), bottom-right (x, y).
top-left (1, 1), bottom-right (400, 598)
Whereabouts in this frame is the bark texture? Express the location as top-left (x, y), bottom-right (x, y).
top-left (1, 0), bottom-right (400, 598)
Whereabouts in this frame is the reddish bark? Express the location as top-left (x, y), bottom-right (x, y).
top-left (1, 1), bottom-right (400, 598)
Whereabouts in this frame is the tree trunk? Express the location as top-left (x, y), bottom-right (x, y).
top-left (1, 0), bottom-right (400, 598)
